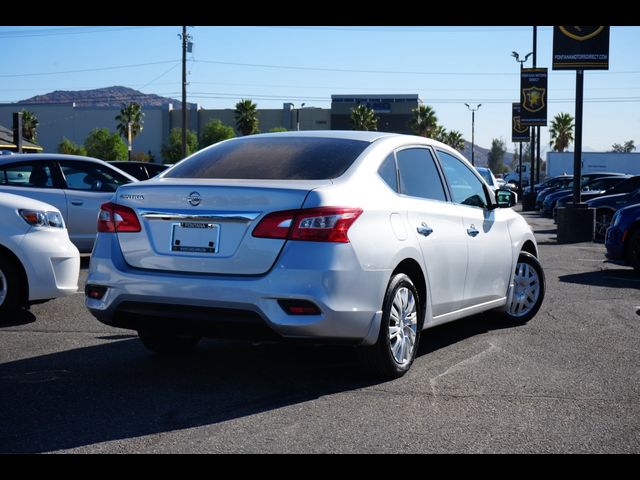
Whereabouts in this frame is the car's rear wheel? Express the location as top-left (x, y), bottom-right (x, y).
top-left (502, 252), bottom-right (545, 323)
top-left (595, 209), bottom-right (614, 241)
top-left (137, 330), bottom-right (201, 354)
top-left (625, 227), bottom-right (640, 272)
top-left (360, 273), bottom-right (422, 379)
top-left (0, 254), bottom-right (23, 317)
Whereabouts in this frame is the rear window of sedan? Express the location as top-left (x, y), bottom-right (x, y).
top-left (165, 137), bottom-right (370, 180)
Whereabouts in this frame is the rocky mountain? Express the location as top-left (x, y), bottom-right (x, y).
top-left (460, 141), bottom-right (514, 169)
top-left (18, 86), bottom-right (195, 108)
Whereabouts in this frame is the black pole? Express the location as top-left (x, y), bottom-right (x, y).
top-left (531, 25), bottom-right (538, 189)
top-left (12, 112), bottom-right (23, 153)
top-left (471, 110), bottom-right (475, 166)
top-left (181, 26), bottom-right (187, 159)
top-left (518, 142), bottom-right (523, 193)
top-left (573, 70), bottom-right (584, 205)
top-left (530, 119), bottom-right (535, 191)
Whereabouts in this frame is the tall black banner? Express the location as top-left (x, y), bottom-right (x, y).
top-left (512, 103), bottom-right (530, 142)
top-left (520, 68), bottom-right (548, 126)
top-left (553, 26), bottom-right (610, 70)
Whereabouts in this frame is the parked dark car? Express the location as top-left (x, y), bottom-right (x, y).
top-left (585, 187), bottom-right (640, 240)
top-left (541, 175), bottom-right (629, 217)
top-left (605, 203), bottom-right (640, 271)
top-left (525, 175), bottom-right (571, 196)
top-left (535, 173), bottom-right (622, 210)
top-left (555, 175), bottom-right (640, 220)
top-left (108, 161), bottom-right (169, 180)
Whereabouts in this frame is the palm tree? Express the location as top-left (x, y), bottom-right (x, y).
top-left (20, 109), bottom-right (39, 143)
top-left (409, 105), bottom-right (438, 138)
top-left (234, 99), bottom-right (260, 135)
top-left (433, 125), bottom-right (448, 143)
top-left (549, 112), bottom-right (574, 152)
top-left (115, 103), bottom-right (145, 156)
top-left (443, 130), bottom-right (465, 151)
top-left (350, 105), bottom-right (378, 131)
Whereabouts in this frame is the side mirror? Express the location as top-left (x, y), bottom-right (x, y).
top-left (495, 188), bottom-right (517, 208)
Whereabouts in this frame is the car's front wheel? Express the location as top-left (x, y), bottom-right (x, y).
top-left (502, 252), bottom-right (545, 323)
top-left (137, 330), bottom-right (201, 354)
top-left (360, 273), bottom-right (422, 379)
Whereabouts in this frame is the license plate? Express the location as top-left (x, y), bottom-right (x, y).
top-left (171, 222), bottom-right (220, 253)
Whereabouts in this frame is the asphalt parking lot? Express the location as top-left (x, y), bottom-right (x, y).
top-left (0, 207), bottom-right (638, 453)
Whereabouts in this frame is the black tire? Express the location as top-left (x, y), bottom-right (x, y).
top-left (625, 227), bottom-right (640, 272)
top-left (595, 209), bottom-right (614, 241)
top-left (359, 273), bottom-right (422, 379)
top-left (0, 253), bottom-right (24, 317)
top-left (500, 252), bottom-right (545, 323)
top-left (137, 330), bottom-right (201, 354)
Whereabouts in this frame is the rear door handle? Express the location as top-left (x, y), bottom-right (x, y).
top-left (71, 200), bottom-right (83, 206)
top-left (467, 225), bottom-right (479, 237)
top-left (417, 223), bottom-right (433, 237)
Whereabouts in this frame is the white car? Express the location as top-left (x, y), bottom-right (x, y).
top-left (0, 154), bottom-right (138, 253)
top-left (0, 193), bottom-right (80, 315)
top-left (86, 131), bottom-right (544, 378)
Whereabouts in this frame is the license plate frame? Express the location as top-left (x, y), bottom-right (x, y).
top-left (171, 221), bottom-right (220, 254)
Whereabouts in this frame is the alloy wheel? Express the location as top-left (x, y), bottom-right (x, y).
top-left (388, 287), bottom-right (418, 366)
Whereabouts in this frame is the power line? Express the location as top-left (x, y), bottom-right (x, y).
top-left (0, 26), bottom-right (161, 39)
top-left (0, 60), bottom-right (179, 78)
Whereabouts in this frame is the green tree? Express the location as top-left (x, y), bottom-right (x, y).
top-left (409, 105), bottom-right (438, 138)
top-left (161, 128), bottom-right (198, 163)
top-left (115, 102), bottom-right (145, 155)
top-left (84, 128), bottom-right (128, 160)
top-left (200, 119), bottom-right (235, 148)
top-left (58, 137), bottom-right (87, 156)
top-left (443, 130), bottom-right (465, 151)
top-left (433, 125), bottom-right (448, 143)
top-left (549, 112), bottom-right (575, 152)
top-left (234, 99), bottom-right (260, 135)
top-left (487, 138), bottom-right (507, 173)
top-left (269, 126), bottom-right (288, 133)
top-left (611, 140), bottom-right (636, 153)
top-left (20, 109), bottom-right (39, 143)
top-left (350, 104), bottom-right (378, 131)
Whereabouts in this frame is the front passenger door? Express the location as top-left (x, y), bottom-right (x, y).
top-left (436, 150), bottom-right (512, 308)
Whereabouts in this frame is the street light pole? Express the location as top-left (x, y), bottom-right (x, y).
top-left (464, 103), bottom-right (481, 166)
top-left (511, 51), bottom-right (533, 193)
top-left (296, 102), bottom-right (306, 131)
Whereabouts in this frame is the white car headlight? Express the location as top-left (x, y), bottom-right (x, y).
top-left (19, 209), bottom-right (65, 229)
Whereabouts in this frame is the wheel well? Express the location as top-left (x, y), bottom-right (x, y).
top-left (392, 259), bottom-right (427, 314)
top-left (0, 244), bottom-right (29, 306)
top-left (521, 240), bottom-right (538, 258)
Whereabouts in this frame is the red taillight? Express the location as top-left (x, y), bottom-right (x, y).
top-left (97, 202), bottom-right (141, 233)
top-left (252, 207), bottom-right (362, 243)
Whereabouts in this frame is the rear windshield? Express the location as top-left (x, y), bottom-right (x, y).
top-left (165, 137), bottom-right (370, 180)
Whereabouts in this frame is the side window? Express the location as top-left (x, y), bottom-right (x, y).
top-left (1, 162), bottom-right (54, 188)
top-left (59, 161), bottom-right (131, 192)
top-left (396, 148), bottom-right (447, 201)
top-left (437, 150), bottom-right (488, 208)
top-left (378, 153), bottom-right (398, 192)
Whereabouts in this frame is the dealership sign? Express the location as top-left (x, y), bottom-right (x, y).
top-left (520, 68), bottom-right (548, 126)
top-left (512, 103), bottom-right (530, 142)
top-left (552, 26), bottom-right (610, 70)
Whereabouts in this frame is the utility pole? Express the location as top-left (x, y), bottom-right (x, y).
top-left (180, 26), bottom-right (189, 159)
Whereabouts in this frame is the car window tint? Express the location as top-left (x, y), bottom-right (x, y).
top-left (378, 153), bottom-right (398, 192)
top-left (437, 150), bottom-right (488, 208)
top-left (610, 176), bottom-right (640, 194)
top-left (396, 148), bottom-right (446, 201)
top-left (1, 162), bottom-right (54, 188)
top-left (60, 161), bottom-right (131, 192)
top-left (166, 137), bottom-right (369, 180)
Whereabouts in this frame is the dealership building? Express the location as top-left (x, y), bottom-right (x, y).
top-left (0, 94), bottom-right (421, 162)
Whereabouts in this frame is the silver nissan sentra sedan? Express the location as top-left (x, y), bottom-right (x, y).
top-left (85, 131), bottom-right (544, 378)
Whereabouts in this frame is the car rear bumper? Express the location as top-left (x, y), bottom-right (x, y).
top-left (86, 233), bottom-right (388, 346)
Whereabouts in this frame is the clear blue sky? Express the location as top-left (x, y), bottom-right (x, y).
top-left (1, 25), bottom-right (638, 154)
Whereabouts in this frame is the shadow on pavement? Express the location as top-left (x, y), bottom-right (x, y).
top-left (0, 309), bottom-right (36, 328)
top-left (0, 312), bottom-right (522, 453)
top-left (559, 268), bottom-right (640, 289)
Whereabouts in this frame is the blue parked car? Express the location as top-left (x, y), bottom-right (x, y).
top-left (586, 187), bottom-right (640, 240)
top-left (605, 203), bottom-right (640, 272)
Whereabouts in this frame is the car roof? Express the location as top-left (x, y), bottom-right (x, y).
top-left (245, 130), bottom-right (400, 143)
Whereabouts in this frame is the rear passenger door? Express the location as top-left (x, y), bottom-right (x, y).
top-left (392, 147), bottom-right (468, 319)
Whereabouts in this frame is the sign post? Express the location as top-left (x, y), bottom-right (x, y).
top-left (553, 26), bottom-right (609, 243)
top-left (512, 103), bottom-right (530, 194)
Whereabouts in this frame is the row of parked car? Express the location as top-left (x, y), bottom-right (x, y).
top-left (528, 172), bottom-right (640, 272)
top-left (0, 155), bottom-right (168, 315)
